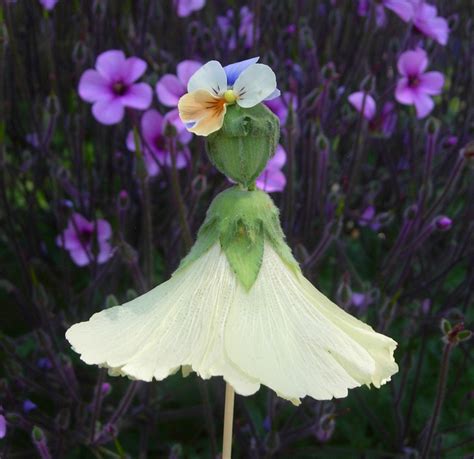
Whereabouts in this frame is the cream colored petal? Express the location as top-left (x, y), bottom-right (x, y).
top-left (65, 244), bottom-right (258, 394)
top-left (178, 90), bottom-right (226, 136)
top-left (187, 60), bottom-right (227, 96)
top-left (233, 64), bottom-right (277, 108)
top-left (224, 243), bottom-right (398, 404)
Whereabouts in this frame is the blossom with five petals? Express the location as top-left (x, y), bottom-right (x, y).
top-left (178, 57), bottom-right (280, 136)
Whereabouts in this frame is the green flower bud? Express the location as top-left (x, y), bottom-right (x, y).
top-left (206, 104), bottom-right (279, 188)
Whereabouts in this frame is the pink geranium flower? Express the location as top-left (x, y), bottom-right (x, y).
top-left (348, 91), bottom-right (377, 121)
top-left (56, 214), bottom-right (113, 266)
top-left (126, 109), bottom-right (190, 177)
top-left (395, 48), bottom-right (444, 118)
top-left (174, 0), bottom-right (205, 17)
top-left (39, 0), bottom-right (59, 10)
top-left (410, 0), bottom-right (449, 46)
top-left (265, 92), bottom-right (298, 125)
top-left (156, 60), bottom-right (201, 138)
top-left (256, 145), bottom-right (287, 193)
top-left (78, 50), bottom-right (152, 125)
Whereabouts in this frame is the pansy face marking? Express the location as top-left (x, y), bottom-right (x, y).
top-left (178, 57), bottom-right (280, 136)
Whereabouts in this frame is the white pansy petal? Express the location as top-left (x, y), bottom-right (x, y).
top-left (234, 64), bottom-right (277, 108)
top-left (187, 60), bottom-right (227, 96)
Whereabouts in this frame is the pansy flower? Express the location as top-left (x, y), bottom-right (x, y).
top-left (178, 57), bottom-right (280, 136)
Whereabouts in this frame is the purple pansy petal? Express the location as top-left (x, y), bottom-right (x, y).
top-left (177, 60), bottom-right (202, 86)
top-left (78, 70), bottom-right (111, 103)
top-left (418, 71), bottom-right (444, 95)
top-left (397, 48), bottom-right (428, 77)
top-left (383, 0), bottom-right (414, 22)
top-left (69, 248), bottom-right (91, 266)
top-left (96, 219), bottom-right (112, 240)
top-left (269, 144), bottom-right (287, 169)
top-left (39, 0), bottom-right (58, 10)
top-left (175, 0), bottom-right (205, 17)
top-left (163, 109), bottom-right (193, 144)
top-left (97, 240), bottom-right (113, 264)
top-left (96, 50), bottom-right (126, 81)
top-left (224, 56), bottom-right (259, 86)
top-left (256, 168), bottom-right (286, 193)
top-left (348, 91), bottom-right (376, 120)
top-left (126, 130), bottom-right (137, 151)
top-left (122, 57), bottom-right (147, 84)
top-left (144, 151), bottom-right (161, 177)
top-left (141, 109), bottom-right (164, 146)
top-left (120, 83), bottom-right (152, 110)
top-left (0, 414), bottom-right (6, 439)
top-left (413, 92), bottom-right (434, 118)
top-left (92, 98), bottom-right (125, 125)
top-left (156, 74), bottom-right (185, 107)
top-left (395, 78), bottom-right (415, 104)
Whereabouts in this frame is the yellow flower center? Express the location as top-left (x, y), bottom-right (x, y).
top-left (224, 89), bottom-right (237, 104)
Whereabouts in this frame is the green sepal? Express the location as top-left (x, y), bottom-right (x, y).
top-left (220, 218), bottom-right (264, 290)
top-left (175, 186), bottom-right (301, 290)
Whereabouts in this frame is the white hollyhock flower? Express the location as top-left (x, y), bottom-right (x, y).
top-left (178, 57), bottom-right (280, 136)
top-left (66, 188), bottom-right (398, 405)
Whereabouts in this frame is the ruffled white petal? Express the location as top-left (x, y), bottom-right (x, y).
top-left (66, 243), bottom-right (397, 404)
top-left (234, 64), bottom-right (277, 108)
top-left (187, 60), bottom-right (227, 97)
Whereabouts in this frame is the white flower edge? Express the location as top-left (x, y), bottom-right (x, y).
top-left (66, 243), bottom-right (398, 404)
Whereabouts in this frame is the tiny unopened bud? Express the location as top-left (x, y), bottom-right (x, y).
top-left (126, 289), bottom-right (138, 301)
top-left (5, 413), bottom-right (22, 425)
top-left (101, 382), bottom-right (112, 396)
top-left (424, 117), bottom-right (440, 135)
top-left (105, 294), bottom-right (119, 308)
top-left (191, 175), bottom-right (207, 194)
top-left (317, 133), bottom-right (329, 151)
top-left (45, 94), bottom-right (61, 117)
top-left (403, 204), bottom-right (418, 221)
top-left (321, 62), bottom-right (336, 81)
top-left (118, 190), bottom-right (129, 210)
top-left (72, 41), bottom-right (88, 65)
top-left (188, 21), bottom-right (200, 39)
top-left (434, 216), bottom-right (452, 231)
top-left (421, 299), bottom-right (431, 315)
top-left (336, 273), bottom-right (352, 308)
top-left (92, 0), bottom-right (107, 19)
top-left (457, 330), bottom-right (472, 342)
top-left (441, 318), bottom-right (451, 335)
top-left (32, 425), bottom-right (45, 443)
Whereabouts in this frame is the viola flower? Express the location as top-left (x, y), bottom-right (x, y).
top-left (395, 48), bottom-right (444, 118)
top-left (256, 145), bottom-right (287, 193)
top-left (57, 213), bottom-right (113, 266)
top-left (66, 187), bottom-right (398, 404)
top-left (410, 0), bottom-right (449, 46)
top-left (126, 109), bottom-right (190, 177)
top-left (348, 91), bottom-right (377, 121)
top-left (265, 92), bottom-right (298, 125)
top-left (78, 50), bottom-right (152, 125)
top-left (178, 57), bottom-right (280, 136)
top-left (174, 0), bottom-right (205, 17)
top-left (39, 0), bottom-right (59, 10)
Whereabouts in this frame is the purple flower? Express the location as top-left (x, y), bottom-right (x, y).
top-left (395, 48), bottom-right (444, 118)
top-left (37, 357), bottom-right (53, 370)
top-left (435, 215), bottom-right (452, 231)
top-left (348, 91), bottom-right (376, 120)
top-left (256, 145), bottom-right (287, 193)
top-left (78, 50), bottom-right (152, 125)
top-left (23, 400), bottom-right (37, 413)
top-left (156, 60), bottom-right (201, 136)
top-left (39, 0), bottom-right (58, 10)
top-left (358, 205), bottom-right (383, 231)
top-left (357, 0), bottom-right (414, 23)
top-left (56, 213), bottom-right (113, 266)
top-left (126, 109), bottom-right (190, 177)
top-left (217, 6), bottom-right (258, 51)
top-left (265, 92), bottom-right (298, 125)
top-left (173, 0), bottom-right (205, 17)
top-left (410, 0), bottom-right (449, 46)
top-left (0, 414), bottom-right (6, 439)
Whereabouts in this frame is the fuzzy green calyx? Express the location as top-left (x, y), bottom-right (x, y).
top-left (177, 186), bottom-right (300, 290)
top-left (206, 104), bottom-right (280, 188)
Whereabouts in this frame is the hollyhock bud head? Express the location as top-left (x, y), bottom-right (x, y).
top-left (206, 104), bottom-right (280, 188)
